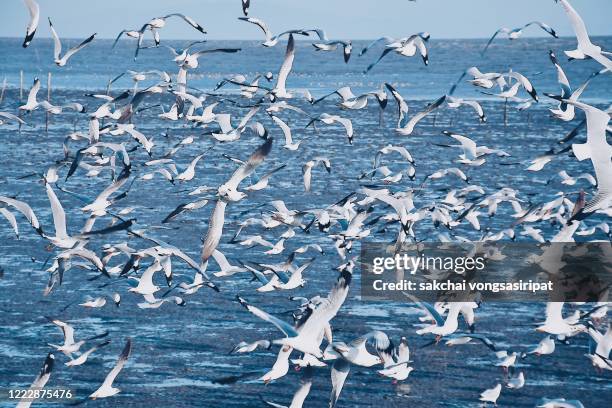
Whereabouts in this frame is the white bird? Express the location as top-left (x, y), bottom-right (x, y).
top-left (22, 0), bottom-right (40, 48)
top-left (385, 83), bottom-right (409, 127)
top-left (218, 137), bottom-right (274, 202)
top-left (261, 366), bottom-right (313, 408)
top-left (238, 270), bottom-right (351, 358)
top-left (536, 302), bottom-right (586, 336)
top-left (395, 95), bottom-right (446, 135)
top-left (586, 325), bottom-right (612, 370)
top-left (89, 338), bottom-right (132, 399)
top-left (479, 383), bottom-right (502, 406)
top-left (79, 296), bottom-right (107, 308)
top-left (302, 157), bottom-right (331, 192)
top-left (43, 182), bottom-right (81, 249)
top-left (482, 21), bottom-right (557, 55)
top-left (230, 340), bottom-right (271, 354)
top-left (245, 165), bottom-right (286, 192)
top-left (16, 353), bottom-right (54, 408)
top-left (446, 96), bottom-right (486, 122)
top-left (556, 170), bottom-right (596, 186)
top-left (307, 113), bottom-right (354, 144)
top-left (177, 154), bottom-right (205, 182)
top-left (555, 0), bottom-right (612, 70)
top-left (271, 115), bottom-right (303, 150)
top-left (18, 77), bottom-right (41, 112)
top-left (0, 195), bottom-right (43, 237)
top-left (537, 398), bottom-right (585, 408)
top-left (238, 17), bottom-right (305, 47)
top-left (312, 40), bottom-right (352, 63)
top-left (528, 336), bottom-right (556, 356)
top-left (506, 371), bottom-right (525, 389)
top-left (65, 341), bottom-right (110, 367)
top-left (564, 100), bottom-right (612, 216)
top-left (49, 18), bottom-right (96, 67)
top-left (364, 34), bottom-right (429, 73)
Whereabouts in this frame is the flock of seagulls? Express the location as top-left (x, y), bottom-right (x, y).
top-left (2, 0), bottom-right (610, 406)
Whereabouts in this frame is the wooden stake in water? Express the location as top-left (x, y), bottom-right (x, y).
top-left (19, 70), bottom-right (24, 102)
top-left (46, 72), bottom-right (52, 132)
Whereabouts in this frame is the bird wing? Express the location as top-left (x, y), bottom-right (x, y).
top-left (275, 34), bottom-right (295, 94)
top-left (329, 358), bottom-right (350, 408)
top-left (237, 296), bottom-right (298, 337)
top-left (201, 199), bottom-right (228, 262)
top-left (238, 17), bottom-right (272, 41)
top-left (99, 338), bottom-right (132, 391)
top-left (557, 0), bottom-right (590, 46)
top-left (224, 137), bottom-right (274, 191)
top-left (45, 183), bottom-right (68, 239)
top-left (62, 33), bottom-right (96, 63)
top-left (22, 0), bottom-right (40, 47)
top-left (403, 293), bottom-right (446, 326)
top-left (164, 13), bottom-right (206, 34)
top-left (0, 196), bottom-right (42, 233)
top-left (271, 115), bottom-right (293, 145)
top-left (296, 271), bottom-right (351, 335)
top-left (48, 18), bottom-right (62, 60)
top-left (384, 83), bottom-right (408, 127)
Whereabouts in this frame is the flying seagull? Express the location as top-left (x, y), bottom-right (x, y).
top-left (49, 18), bottom-right (96, 66)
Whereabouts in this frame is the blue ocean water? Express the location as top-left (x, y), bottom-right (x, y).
top-left (0, 35), bottom-right (611, 407)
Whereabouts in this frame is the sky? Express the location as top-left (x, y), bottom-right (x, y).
top-left (2, 0), bottom-right (611, 41)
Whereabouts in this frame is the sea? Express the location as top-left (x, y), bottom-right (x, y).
top-left (0, 36), bottom-right (611, 407)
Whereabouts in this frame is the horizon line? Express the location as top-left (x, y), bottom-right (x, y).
top-left (1, 34), bottom-right (611, 42)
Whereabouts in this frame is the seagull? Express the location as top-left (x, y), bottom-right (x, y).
top-left (261, 365), bottom-right (313, 408)
top-left (0, 196), bottom-right (43, 237)
top-left (245, 165), bottom-right (287, 192)
top-left (482, 21), bottom-right (558, 55)
top-left (586, 324), bottom-right (612, 370)
top-left (395, 95), bottom-right (446, 135)
top-left (238, 17), bottom-right (306, 47)
top-left (528, 336), bottom-right (556, 356)
top-left (302, 157), bottom-right (331, 192)
top-left (479, 383), bottom-right (502, 407)
top-left (176, 154), bottom-right (205, 182)
top-left (90, 338), bottom-right (132, 399)
top-left (537, 398), bottom-right (585, 408)
top-left (506, 371), bottom-right (525, 389)
top-left (241, 0), bottom-right (250, 16)
top-left (536, 302), bottom-right (586, 335)
top-left (359, 33), bottom-right (430, 56)
top-left (555, 0), bottom-right (612, 70)
top-left (384, 83), bottom-right (409, 127)
top-left (48, 18), bottom-right (96, 66)
top-left (162, 198), bottom-right (209, 223)
top-left (306, 114), bottom-right (354, 144)
top-left (65, 340), bottom-right (111, 367)
top-left (270, 115), bottom-right (303, 150)
top-left (559, 100), bottom-right (612, 217)
top-left (15, 353), bottom-right (54, 408)
top-left (446, 96), bottom-right (486, 122)
top-left (312, 40), bottom-right (352, 63)
top-left (0, 111), bottom-right (27, 126)
top-left (237, 270), bottom-right (351, 358)
top-left (18, 77), bottom-right (40, 112)
top-left (364, 34), bottom-right (428, 73)
top-left (217, 136), bottom-right (274, 202)
top-left (230, 340), bottom-right (271, 354)
top-left (43, 182), bottom-right (82, 249)
top-left (22, 0), bottom-right (39, 48)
